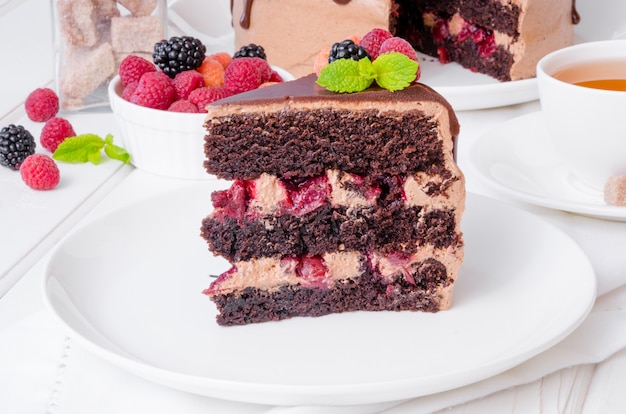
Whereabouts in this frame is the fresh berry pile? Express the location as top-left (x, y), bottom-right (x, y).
top-left (315, 28), bottom-right (421, 93)
top-left (315, 28), bottom-right (420, 77)
top-left (119, 38), bottom-right (284, 113)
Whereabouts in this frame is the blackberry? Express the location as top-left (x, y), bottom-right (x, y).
top-left (153, 36), bottom-right (206, 78)
top-left (328, 39), bottom-right (371, 63)
top-left (0, 124), bottom-right (36, 170)
top-left (233, 43), bottom-right (267, 60)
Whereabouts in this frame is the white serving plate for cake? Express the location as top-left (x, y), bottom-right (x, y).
top-left (167, 0), bottom-right (626, 110)
top-left (43, 183), bottom-right (596, 406)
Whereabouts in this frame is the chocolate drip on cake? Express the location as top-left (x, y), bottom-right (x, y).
top-left (571, 0), bottom-right (580, 24)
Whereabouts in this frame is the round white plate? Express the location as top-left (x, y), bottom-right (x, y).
top-left (471, 111), bottom-right (626, 222)
top-left (43, 187), bottom-right (596, 406)
top-left (168, 0), bottom-right (626, 110)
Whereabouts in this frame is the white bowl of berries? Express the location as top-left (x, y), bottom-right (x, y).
top-left (109, 39), bottom-right (293, 180)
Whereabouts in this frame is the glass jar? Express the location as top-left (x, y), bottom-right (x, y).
top-left (51, 0), bottom-right (167, 111)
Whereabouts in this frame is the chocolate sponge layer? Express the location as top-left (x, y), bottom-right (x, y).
top-left (204, 109), bottom-right (444, 181)
top-left (201, 204), bottom-right (460, 262)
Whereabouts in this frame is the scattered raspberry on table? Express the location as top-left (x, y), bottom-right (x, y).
top-left (20, 154), bottom-right (60, 190)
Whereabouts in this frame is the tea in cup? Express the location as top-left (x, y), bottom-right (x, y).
top-left (536, 40), bottom-right (626, 190)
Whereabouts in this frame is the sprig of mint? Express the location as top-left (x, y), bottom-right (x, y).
top-left (53, 133), bottom-right (130, 165)
top-left (316, 52), bottom-right (419, 93)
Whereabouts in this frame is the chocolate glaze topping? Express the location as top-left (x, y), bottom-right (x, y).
top-left (207, 74), bottom-right (460, 137)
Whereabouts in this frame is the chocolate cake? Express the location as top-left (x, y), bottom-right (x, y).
top-left (231, 0), bottom-right (578, 80)
top-left (200, 74), bottom-right (465, 326)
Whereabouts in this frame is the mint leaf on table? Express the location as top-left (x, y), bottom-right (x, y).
top-left (103, 134), bottom-right (130, 164)
top-left (53, 133), bottom-right (130, 165)
top-left (53, 133), bottom-right (105, 164)
top-left (372, 52), bottom-right (419, 92)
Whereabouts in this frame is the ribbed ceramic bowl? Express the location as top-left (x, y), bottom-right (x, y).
top-left (108, 76), bottom-right (209, 179)
top-left (108, 67), bottom-right (293, 180)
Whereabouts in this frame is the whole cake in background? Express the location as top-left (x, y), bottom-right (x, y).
top-left (231, 0), bottom-right (578, 80)
top-left (200, 31), bottom-right (465, 326)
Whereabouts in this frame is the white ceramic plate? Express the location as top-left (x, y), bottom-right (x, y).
top-left (43, 185), bottom-right (596, 406)
top-left (471, 111), bottom-right (626, 222)
top-left (168, 0), bottom-right (626, 110)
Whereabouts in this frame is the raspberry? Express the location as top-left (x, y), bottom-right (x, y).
top-left (25, 88), bottom-right (59, 122)
top-left (197, 57), bottom-right (225, 88)
top-left (172, 70), bottom-right (205, 99)
top-left (189, 86), bottom-right (232, 112)
top-left (359, 28), bottom-right (393, 60)
top-left (20, 154), bottom-right (60, 190)
top-left (118, 55), bottom-right (156, 87)
top-left (0, 124), bottom-right (36, 170)
top-left (206, 52), bottom-right (232, 69)
top-left (378, 37), bottom-right (418, 61)
top-left (122, 81), bottom-right (138, 101)
top-left (40, 117), bottom-right (76, 153)
top-left (248, 57), bottom-right (272, 82)
top-left (223, 57), bottom-right (265, 94)
top-left (168, 99), bottom-right (200, 113)
top-left (130, 71), bottom-right (176, 110)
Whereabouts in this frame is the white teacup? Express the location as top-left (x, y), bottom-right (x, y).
top-left (537, 40), bottom-right (626, 190)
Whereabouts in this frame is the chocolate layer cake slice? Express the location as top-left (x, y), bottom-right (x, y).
top-left (200, 74), bottom-right (465, 326)
top-left (231, 0), bottom-right (577, 80)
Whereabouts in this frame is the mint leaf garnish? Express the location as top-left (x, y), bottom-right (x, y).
top-left (316, 51), bottom-right (420, 93)
top-left (53, 133), bottom-right (130, 165)
top-left (103, 134), bottom-right (130, 164)
top-left (317, 58), bottom-right (375, 93)
top-left (372, 52), bottom-right (419, 92)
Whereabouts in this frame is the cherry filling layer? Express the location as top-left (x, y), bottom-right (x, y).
top-left (430, 12), bottom-right (497, 64)
top-left (210, 173), bottom-right (408, 220)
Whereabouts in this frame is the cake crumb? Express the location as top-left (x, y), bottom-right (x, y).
top-left (604, 175), bottom-right (626, 206)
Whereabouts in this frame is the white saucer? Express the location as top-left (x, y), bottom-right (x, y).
top-left (43, 185), bottom-right (596, 406)
top-left (470, 111), bottom-right (626, 221)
